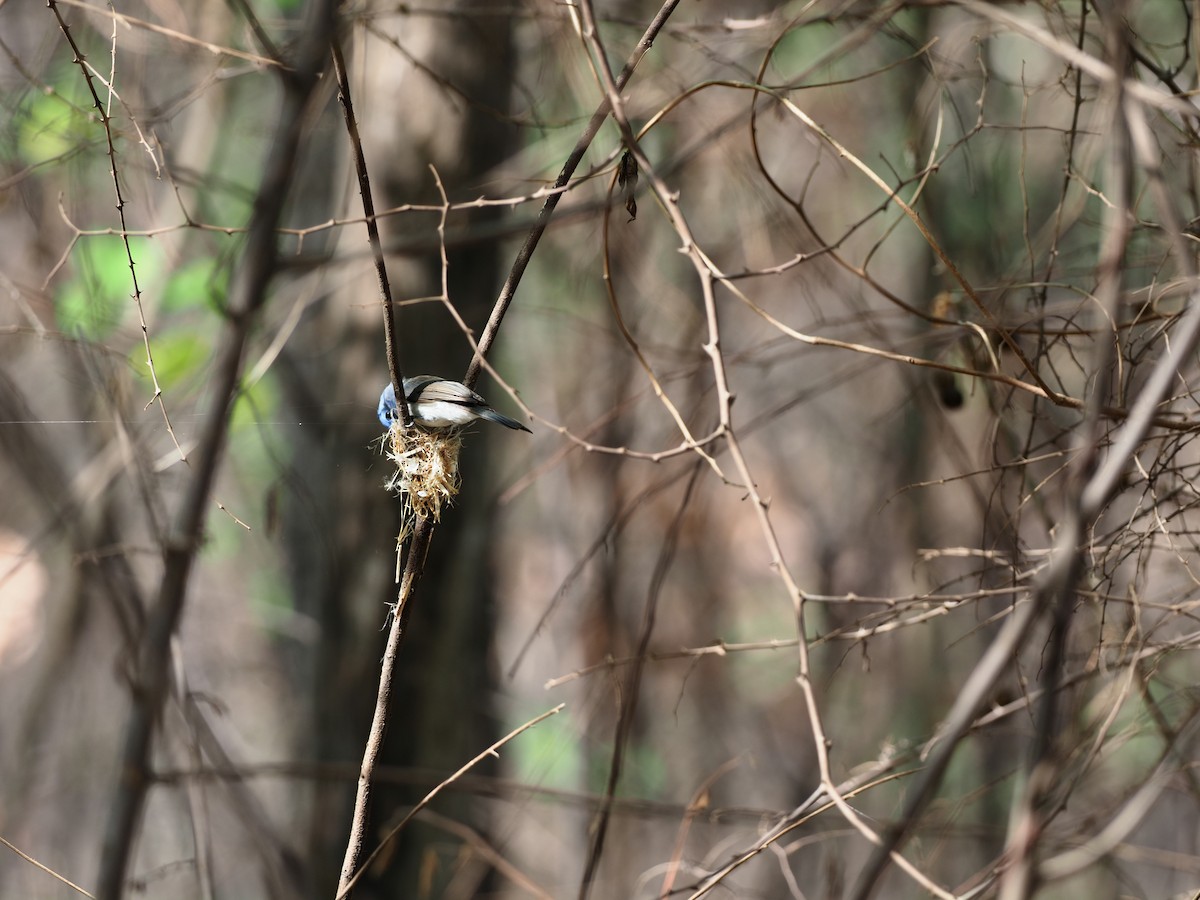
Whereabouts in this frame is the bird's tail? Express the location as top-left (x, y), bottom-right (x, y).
top-left (479, 408), bottom-right (532, 433)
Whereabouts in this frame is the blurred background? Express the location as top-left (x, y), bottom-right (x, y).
top-left (2, 1), bottom-right (1199, 897)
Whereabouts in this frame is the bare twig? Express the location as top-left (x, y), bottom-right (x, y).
top-left (0, 836), bottom-right (95, 898)
top-left (998, 20), bottom-right (1134, 897)
top-left (51, 0), bottom-right (287, 68)
top-left (47, 0), bottom-right (184, 461)
top-left (414, 809), bottom-right (555, 900)
top-left (336, 517), bottom-right (431, 895)
top-left (463, 0), bottom-right (685, 390)
top-left (954, 0), bottom-right (1200, 120)
top-left (1038, 710), bottom-right (1200, 882)
top-left (572, 3), bottom-right (954, 896)
top-left (337, 704), bottom-right (564, 898)
top-left (847, 6), bottom-right (1200, 896)
top-left (336, 2), bottom-right (686, 893)
top-left (658, 758), bottom-right (741, 899)
top-left (330, 36), bottom-right (411, 425)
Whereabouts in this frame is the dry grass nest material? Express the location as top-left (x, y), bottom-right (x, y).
top-left (383, 425), bottom-right (462, 535)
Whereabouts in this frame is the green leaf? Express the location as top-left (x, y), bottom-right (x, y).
top-left (15, 87), bottom-right (92, 167)
top-left (162, 257), bottom-right (231, 313)
top-left (232, 374), bottom-right (279, 432)
top-left (57, 279), bottom-right (124, 339)
top-left (56, 235), bottom-right (161, 339)
top-left (140, 330), bottom-right (209, 391)
top-left (510, 710), bottom-right (581, 789)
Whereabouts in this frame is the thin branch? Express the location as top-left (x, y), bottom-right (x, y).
top-left (848, 5), bottom-right (1200, 895)
top-left (336, 2), bottom-right (686, 892)
top-left (330, 35), bottom-right (411, 424)
top-left (47, 0), bottom-right (184, 461)
top-left (572, 2), bottom-right (957, 896)
top-left (336, 516), bottom-right (431, 896)
top-left (414, 809), bottom-right (556, 900)
top-left (954, 0), bottom-right (1199, 120)
top-left (0, 836), bottom-right (95, 898)
top-left (463, 0), bottom-right (685, 390)
top-left (51, 0), bottom-right (288, 68)
top-left (337, 704), bottom-right (565, 899)
top-left (999, 17), bottom-right (1134, 897)
top-left (1038, 710), bottom-right (1200, 882)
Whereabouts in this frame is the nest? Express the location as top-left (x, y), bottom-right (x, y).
top-left (382, 424), bottom-right (463, 539)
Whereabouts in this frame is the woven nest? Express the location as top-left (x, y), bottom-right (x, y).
top-left (382, 424), bottom-right (462, 539)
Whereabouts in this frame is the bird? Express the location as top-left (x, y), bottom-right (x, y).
top-left (377, 376), bottom-right (532, 432)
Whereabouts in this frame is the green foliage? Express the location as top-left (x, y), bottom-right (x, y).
top-left (226, 373), bottom-right (286, 511)
top-left (251, 0), bottom-right (302, 13)
top-left (588, 741), bottom-right (668, 799)
top-left (769, 12), bottom-right (921, 86)
top-left (769, 22), bottom-right (843, 83)
top-left (195, 374), bottom-right (286, 557)
top-left (140, 330), bottom-right (209, 390)
top-left (1084, 681), bottom-right (1168, 791)
top-left (1129, 0), bottom-right (1191, 59)
top-left (232, 374), bottom-right (279, 433)
top-left (250, 568), bottom-right (295, 624)
top-left (510, 708), bottom-right (582, 789)
top-left (162, 257), bottom-right (232, 314)
top-left (513, 710), bottom-right (668, 801)
top-left (57, 235), bottom-right (161, 338)
top-left (726, 604), bottom-right (799, 700)
top-left (11, 77), bottom-right (92, 167)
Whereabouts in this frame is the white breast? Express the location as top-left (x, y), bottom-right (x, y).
top-left (410, 399), bottom-right (478, 428)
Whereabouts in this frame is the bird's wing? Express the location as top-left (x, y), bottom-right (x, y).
top-left (410, 379), bottom-right (487, 406)
top-left (404, 376), bottom-right (448, 402)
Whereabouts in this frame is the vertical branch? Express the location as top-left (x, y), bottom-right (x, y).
top-left (337, 703), bottom-right (564, 899)
top-left (336, 519), bottom-right (432, 896)
top-left (336, 3), bottom-right (685, 894)
top-left (330, 36), bottom-right (410, 425)
top-left (92, 1), bottom-right (339, 896)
